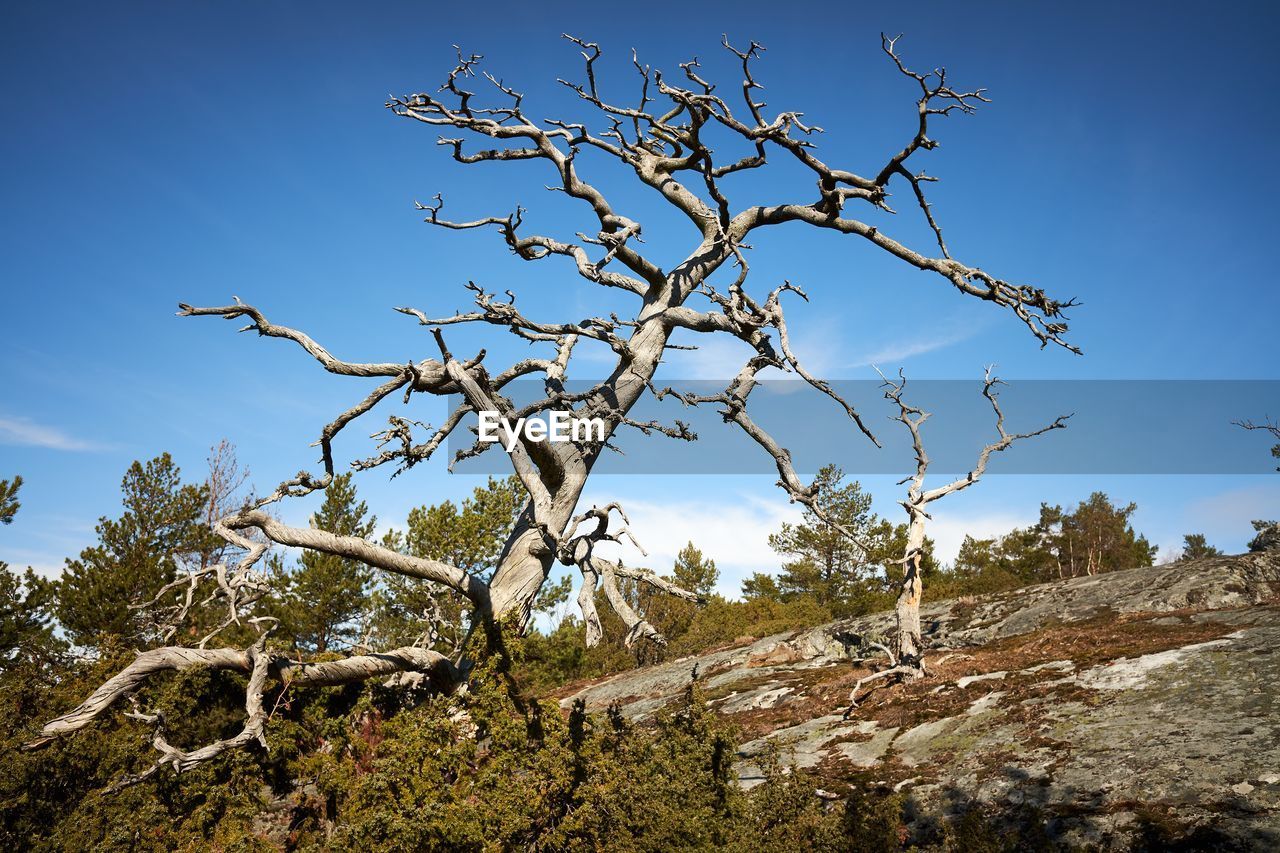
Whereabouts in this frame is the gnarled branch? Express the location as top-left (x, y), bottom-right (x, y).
top-left (23, 629), bottom-right (459, 777)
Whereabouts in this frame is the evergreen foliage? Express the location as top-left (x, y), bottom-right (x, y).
top-left (0, 567), bottom-right (62, 670)
top-left (275, 473), bottom-right (376, 654)
top-left (56, 455), bottom-right (211, 649)
top-left (0, 450), bottom-right (1180, 850)
top-left (370, 476), bottom-right (523, 652)
top-left (1179, 533), bottom-right (1222, 561)
top-left (768, 465), bottom-right (879, 612)
top-left (950, 493), bottom-right (1157, 589)
top-left (0, 476), bottom-right (21, 526)
top-left (0, 478), bottom-right (64, 669)
top-left (0, 626), bottom-right (918, 852)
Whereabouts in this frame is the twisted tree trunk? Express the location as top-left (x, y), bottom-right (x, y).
top-left (894, 511), bottom-right (928, 669)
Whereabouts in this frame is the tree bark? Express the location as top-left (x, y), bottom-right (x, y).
top-left (894, 512), bottom-right (927, 669)
top-left (24, 643), bottom-right (457, 750)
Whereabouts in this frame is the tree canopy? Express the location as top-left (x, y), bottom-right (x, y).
top-left (1179, 533), bottom-right (1222, 561)
top-left (273, 473), bottom-right (376, 655)
top-left (0, 476), bottom-right (21, 526)
top-left (57, 455), bottom-right (210, 649)
top-left (953, 493), bottom-right (1157, 584)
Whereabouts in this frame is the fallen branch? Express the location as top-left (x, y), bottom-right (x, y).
top-left (23, 641), bottom-right (459, 758)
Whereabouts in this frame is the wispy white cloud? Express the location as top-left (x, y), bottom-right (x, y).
top-left (846, 324), bottom-right (980, 370)
top-left (657, 335), bottom-right (761, 380)
top-left (925, 510), bottom-right (1034, 565)
top-left (581, 491), bottom-right (803, 599)
top-left (534, 305), bottom-right (852, 380)
top-left (1183, 483), bottom-right (1280, 528)
top-left (1176, 483), bottom-right (1280, 553)
top-left (0, 547), bottom-right (69, 580)
top-left (0, 414), bottom-right (104, 451)
top-left (655, 321), bottom-right (851, 382)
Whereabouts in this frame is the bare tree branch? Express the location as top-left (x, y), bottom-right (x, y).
top-left (23, 624), bottom-right (458, 776)
top-left (1235, 417), bottom-right (1280, 472)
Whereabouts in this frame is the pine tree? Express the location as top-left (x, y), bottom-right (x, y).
top-left (767, 465), bottom-right (881, 614)
top-left (741, 572), bottom-right (783, 601)
top-left (0, 477), bottom-right (63, 667)
top-left (1053, 493), bottom-right (1157, 576)
top-left (0, 567), bottom-right (62, 669)
top-left (371, 476), bottom-right (523, 651)
top-left (635, 542), bottom-right (719, 649)
top-left (955, 494), bottom-right (1156, 584)
top-left (1248, 519), bottom-right (1279, 552)
top-left (866, 519), bottom-right (939, 587)
top-left (277, 473), bottom-right (375, 654)
top-left (1179, 533), bottom-right (1222, 561)
top-left (57, 455), bottom-right (209, 649)
top-left (673, 542), bottom-right (719, 597)
top-left (0, 476), bottom-right (21, 525)
top-left (532, 574), bottom-right (573, 625)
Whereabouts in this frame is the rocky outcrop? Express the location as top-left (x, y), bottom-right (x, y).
top-left (560, 549), bottom-right (1280, 850)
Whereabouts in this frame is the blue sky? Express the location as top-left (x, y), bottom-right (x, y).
top-left (2, 1), bottom-right (1278, 596)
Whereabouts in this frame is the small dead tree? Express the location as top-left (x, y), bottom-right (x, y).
top-left (848, 368), bottom-right (1068, 708)
top-left (27, 35), bottom-right (1078, 781)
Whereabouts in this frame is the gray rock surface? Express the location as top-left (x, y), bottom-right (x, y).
top-left (560, 549), bottom-right (1280, 849)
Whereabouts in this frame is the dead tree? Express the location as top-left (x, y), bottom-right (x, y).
top-left (27, 35), bottom-right (1078, 779)
top-left (848, 368), bottom-right (1068, 708)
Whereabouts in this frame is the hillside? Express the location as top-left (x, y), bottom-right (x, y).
top-left (560, 545), bottom-right (1280, 850)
